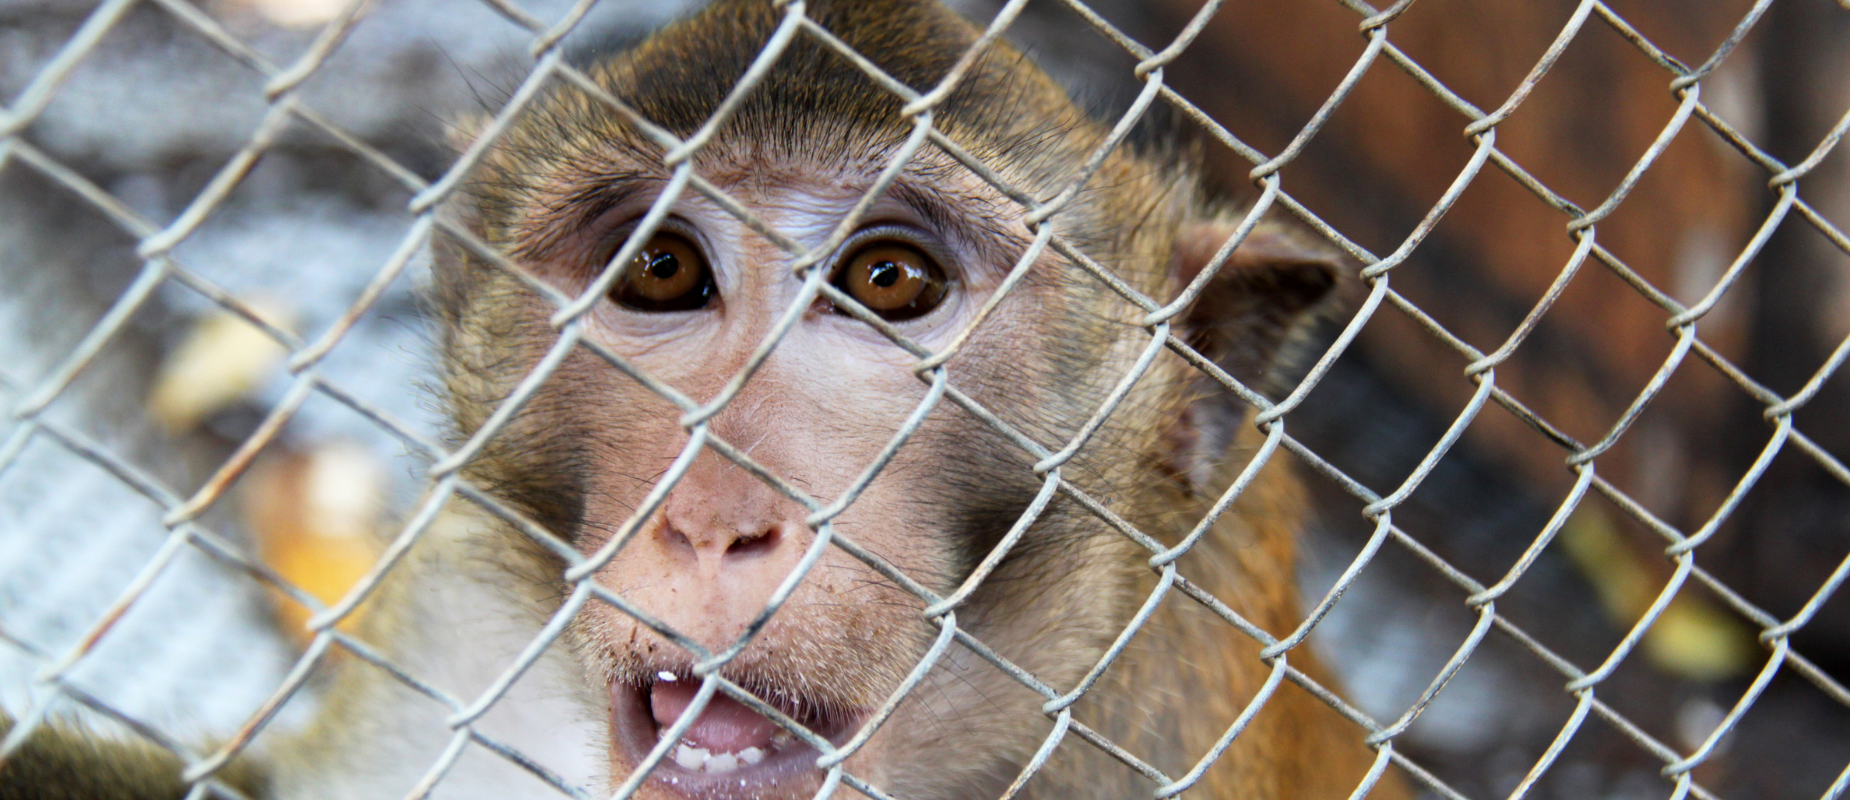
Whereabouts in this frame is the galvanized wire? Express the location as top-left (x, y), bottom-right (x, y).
top-left (0, 0), bottom-right (1846, 799)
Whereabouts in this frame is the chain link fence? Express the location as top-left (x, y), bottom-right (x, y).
top-left (1, 0), bottom-right (1848, 798)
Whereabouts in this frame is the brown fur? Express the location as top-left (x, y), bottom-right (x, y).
top-left (417, 1), bottom-right (1401, 797)
top-left (0, 717), bottom-right (263, 800)
top-left (0, 2), bottom-right (1403, 798)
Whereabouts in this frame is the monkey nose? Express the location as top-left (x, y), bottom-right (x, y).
top-left (659, 519), bottom-right (784, 568)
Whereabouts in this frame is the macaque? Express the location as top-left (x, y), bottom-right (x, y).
top-left (2, 1), bottom-right (1400, 798)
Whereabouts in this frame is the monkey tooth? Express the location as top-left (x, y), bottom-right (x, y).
top-left (673, 744), bottom-right (707, 771)
top-left (670, 741), bottom-right (775, 775)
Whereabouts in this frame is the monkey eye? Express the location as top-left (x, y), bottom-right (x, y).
top-left (608, 232), bottom-right (715, 312)
top-left (831, 242), bottom-right (949, 321)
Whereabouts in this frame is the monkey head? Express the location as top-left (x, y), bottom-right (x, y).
top-left (431, 1), bottom-right (1341, 798)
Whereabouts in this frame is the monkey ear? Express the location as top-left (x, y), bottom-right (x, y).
top-left (1165, 216), bottom-right (1346, 489)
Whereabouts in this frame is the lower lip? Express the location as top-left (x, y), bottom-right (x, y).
top-left (609, 680), bottom-right (853, 799)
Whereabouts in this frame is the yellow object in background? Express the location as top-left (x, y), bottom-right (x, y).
top-left (253, 0), bottom-right (349, 27)
top-left (242, 441), bottom-right (385, 646)
top-left (1561, 505), bottom-right (1756, 682)
top-left (148, 300), bottom-right (293, 435)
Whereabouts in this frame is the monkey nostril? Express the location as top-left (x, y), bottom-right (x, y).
top-left (724, 527), bottom-right (780, 560)
top-left (659, 522), bottom-right (697, 556)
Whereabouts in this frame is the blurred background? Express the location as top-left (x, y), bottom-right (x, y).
top-left (0, 0), bottom-right (1846, 797)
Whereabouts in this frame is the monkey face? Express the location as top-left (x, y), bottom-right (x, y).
top-left (426, 2), bottom-right (1343, 798)
top-left (445, 154), bottom-right (1154, 800)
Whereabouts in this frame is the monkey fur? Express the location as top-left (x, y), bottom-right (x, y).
top-left (1, 1), bottom-right (1401, 798)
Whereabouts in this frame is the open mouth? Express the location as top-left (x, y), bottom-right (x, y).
top-left (610, 670), bottom-right (862, 798)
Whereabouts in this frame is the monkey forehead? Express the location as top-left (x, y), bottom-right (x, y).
top-left (472, 0), bottom-right (1123, 200)
top-left (573, 0), bottom-right (1090, 155)
top-left (504, 146), bottom-right (1035, 267)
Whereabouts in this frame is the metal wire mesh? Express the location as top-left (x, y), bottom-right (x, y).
top-left (1, 0), bottom-right (1848, 798)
